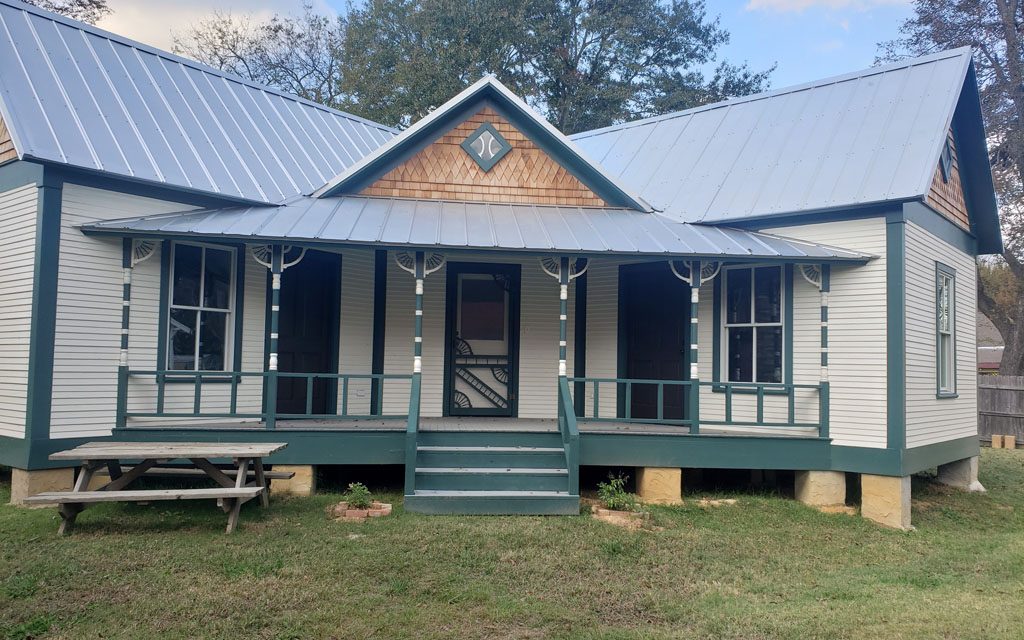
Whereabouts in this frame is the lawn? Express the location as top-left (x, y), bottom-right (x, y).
top-left (2, 450), bottom-right (1023, 640)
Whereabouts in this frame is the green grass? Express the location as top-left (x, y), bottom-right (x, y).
top-left (2, 450), bottom-right (1023, 639)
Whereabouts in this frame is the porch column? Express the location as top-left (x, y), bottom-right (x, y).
top-left (265, 245), bottom-right (283, 431)
top-left (820, 265), bottom-right (830, 439)
top-left (115, 238), bottom-right (155, 429)
top-left (688, 260), bottom-right (700, 435)
top-left (558, 256), bottom-right (569, 378)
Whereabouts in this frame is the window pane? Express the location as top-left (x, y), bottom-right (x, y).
top-left (939, 334), bottom-right (954, 391)
top-left (172, 244), bottom-right (202, 307)
top-left (938, 276), bottom-right (951, 333)
top-left (727, 327), bottom-right (753, 382)
top-left (754, 266), bottom-right (781, 323)
top-left (726, 269), bottom-right (751, 324)
top-left (203, 248), bottom-right (232, 310)
top-left (168, 308), bottom-right (197, 370)
top-left (459, 276), bottom-right (506, 341)
top-left (756, 326), bottom-right (783, 383)
top-left (199, 311), bottom-right (227, 371)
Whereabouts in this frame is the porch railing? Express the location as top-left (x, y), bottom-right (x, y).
top-left (556, 377), bottom-right (580, 495)
top-left (569, 376), bottom-right (829, 437)
top-left (119, 370), bottom-right (413, 428)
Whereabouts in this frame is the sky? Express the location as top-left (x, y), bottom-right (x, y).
top-left (97, 0), bottom-right (917, 91)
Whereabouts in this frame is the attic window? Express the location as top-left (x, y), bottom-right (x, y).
top-left (461, 122), bottom-right (511, 172)
top-left (940, 137), bottom-right (954, 183)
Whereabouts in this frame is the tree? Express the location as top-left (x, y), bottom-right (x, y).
top-left (881, 0), bottom-right (1024, 375)
top-left (174, 4), bottom-right (348, 110)
top-left (25, 0), bottom-right (110, 24)
top-left (342, 0), bottom-right (772, 132)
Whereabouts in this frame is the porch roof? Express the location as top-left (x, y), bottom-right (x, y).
top-left (81, 196), bottom-right (872, 262)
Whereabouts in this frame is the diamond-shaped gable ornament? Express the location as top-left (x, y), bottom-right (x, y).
top-left (460, 122), bottom-right (511, 172)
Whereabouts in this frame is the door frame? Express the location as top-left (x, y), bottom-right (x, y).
top-left (442, 262), bottom-right (521, 418)
top-left (263, 249), bottom-right (342, 416)
top-left (616, 261), bottom-right (691, 419)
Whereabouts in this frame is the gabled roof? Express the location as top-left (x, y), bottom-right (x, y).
top-left (313, 76), bottom-right (652, 211)
top-left (571, 48), bottom-right (1002, 253)
top-left (80, 196), bottom-right (871, 262)
top-left (0, 0), bottom-right (395, 204)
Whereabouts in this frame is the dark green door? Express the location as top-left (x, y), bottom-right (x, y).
top-left (444, 263), bottom-right (521, 417)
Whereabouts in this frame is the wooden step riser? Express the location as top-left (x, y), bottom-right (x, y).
top-left (415, 473), bottom-right (569, 492)
top-left (404, 494), bottom-right (580, 515)
top-left (417, 431), bottom-right (563, 448)
top-left (416, 451), bottom-right (566, 468)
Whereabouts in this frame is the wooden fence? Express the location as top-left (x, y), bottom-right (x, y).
top-left (978, 376), bottom-right (1024, 441)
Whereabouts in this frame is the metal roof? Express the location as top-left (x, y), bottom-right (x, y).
top-left (571, 48), bottom-right (977, 224)
top-left (0, 0), bottom-right (395, 204)
top-left (81, 196), bottom-right (871, 262)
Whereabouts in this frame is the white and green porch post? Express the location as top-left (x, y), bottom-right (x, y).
top-left (115, 238), bottom-right (132, 429)
top-left (558, 257), bottom-right (569, 379)
top-left (265, 245), bottom-right (283, 431)
top-left (405, 251), bottom-right (427, 494)
top-left (688, 260), bottom-right (701, 434)
top-left (819, 264), bottom-right (830, 439)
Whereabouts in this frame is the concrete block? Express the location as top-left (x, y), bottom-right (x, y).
top-left (795, 470), bottom-right (846, 507)
top-left (9, 468), bottom-right (75, 506)
top-left (991, 435), bottom-right (1004, 449)
top-left (636, 467), bottom-right (683, 505)
top-left (1005, 436), bottom-right (1017, 450)
top-left (936, 456), bottom-right (985, 493)
top-left (861, 474), bottom-right (912, 530)
top-left (270, 465), bottom-right (316, 497)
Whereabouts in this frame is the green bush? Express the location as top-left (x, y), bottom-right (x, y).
top-left (343, 482), bottom-right (373, 509)
top-left (597, 473), bottom-right (638, 512)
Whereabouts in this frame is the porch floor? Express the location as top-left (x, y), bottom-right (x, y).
top-left (124, 416), bottom-right (817, 438)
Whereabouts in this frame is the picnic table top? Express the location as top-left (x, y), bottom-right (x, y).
top-left (49, 441), bottom-right (288, 461)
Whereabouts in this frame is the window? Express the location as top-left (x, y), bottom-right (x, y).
top-left (723, 266), bottom-right (784, 383)
top-left (167, 243), bottom-right (235, 371)
top-left (936, 264), bottom-right (956, 396)
top-left (939, 137), bottom-right (954, 183)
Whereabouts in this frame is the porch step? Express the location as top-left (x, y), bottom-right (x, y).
top-left (406, 430), bottom-right (578, 515)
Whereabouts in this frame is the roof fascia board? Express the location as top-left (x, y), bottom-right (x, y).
top-left (911, 50), bottom-right (974, 199)
top-left (0, 159), bottom-right (43, 191)
top-left (902, 200), bottom-right (979, 255)
top-left (697, 200), bottom-right (910, 230)
top-left (48, 162), bottom-right (268, 210)
top-left (0, 0), bottom-right (395, 135)
top-left (314, 77), bottom-right (651, 211)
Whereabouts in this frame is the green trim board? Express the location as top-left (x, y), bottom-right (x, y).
top-left (886, 214), bottom-right (907, 451)
top-left (24, 167), bottom-right (63, 444)
top-left (935, 261), bottom-right (958, 398)
top-left (370, 250), bottom-right (388, 415)
top-left (573, 271), bottom-right (587, 416)
top-left (902, 201), bottom-right (978, 255)
top-left (0, 160), bottom-right (43, 192)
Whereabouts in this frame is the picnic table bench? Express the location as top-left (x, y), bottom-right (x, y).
top-left (23, 442), bottom-right (288, 534)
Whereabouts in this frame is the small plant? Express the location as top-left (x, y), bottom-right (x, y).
top-left (343, 482), bottom-right (373, 509)
top-left (597, 473), bottom-right (638, 512)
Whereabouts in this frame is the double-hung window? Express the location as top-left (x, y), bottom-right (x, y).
top-left (167, 243), bottom-right (235, 371)
top-left (723, 266), bottom-right (784, 383)
top-left (936, 264), bottom-right (956, 396)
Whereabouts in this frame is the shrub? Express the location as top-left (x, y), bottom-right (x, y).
top-left (597, 473), bottom-right (638, 512)
top-left (343, 482), bottom-right (373, 509)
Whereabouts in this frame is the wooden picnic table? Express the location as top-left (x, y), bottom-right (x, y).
top-left (24, 442), bottom-right (288, 534)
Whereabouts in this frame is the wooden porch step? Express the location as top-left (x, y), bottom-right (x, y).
top-left (415, 467), bottom-right (568, 474)
top-left (23, 487), bottom-right (264, 505)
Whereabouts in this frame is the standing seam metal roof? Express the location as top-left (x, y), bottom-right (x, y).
top-left (570, 48), bottom-right (977, 224)
top-left (80, 196), bottom-right (872, 261)
top-left (0, 0), bottom-right (395, 204)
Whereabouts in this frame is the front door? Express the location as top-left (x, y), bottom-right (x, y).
top-left (620, 263), bottom-right (689, 420)
top-left (277, 249), bottom-right (341, 415)
top-left (444, 263), bottom-right (520, 417)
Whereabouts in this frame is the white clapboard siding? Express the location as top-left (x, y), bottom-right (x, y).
top-left (382, 252), bottom-right (574, 419)
top-left (0, 184), bottom-right (37, 438)
top-left (904, 221), bottom-right (978, 447)
top-left (51, 185), bottom-right (263, 436)
top-left (763, 218), bottom-right (889, 448)
top-left (338, 248), bottom-right (377, 415)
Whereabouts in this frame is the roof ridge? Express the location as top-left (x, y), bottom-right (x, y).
top-left (570, 47), bottom-right (974, 141)
top-left (0, 0), bottom-right (397, 134)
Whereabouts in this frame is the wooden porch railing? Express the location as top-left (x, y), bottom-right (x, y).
top-left (119, 370), bottom-right (413, 428)
top-left (569, 376), bottom-right (829, 437)
top-left (557, 376), bottom-right (580, 495)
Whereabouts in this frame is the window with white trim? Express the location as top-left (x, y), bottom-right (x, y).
top-left (723, 266), bottom-right (784, 383)
top-left (936, 264), bottom-right (956, 395)
top-left (167, 243), bottom-right (235, 371)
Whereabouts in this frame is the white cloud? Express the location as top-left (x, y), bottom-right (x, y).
top-left (97, 0), bottom-right (335, 51)
top-left (745, 0), bottom-right (910, 12)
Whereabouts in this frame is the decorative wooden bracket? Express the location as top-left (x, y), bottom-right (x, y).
top-left (799, 264), bottom-right (824, 290)
top-left (250, 245), bottom-right (307, 270)
top-left (130, 239), bottom-right (157, 267)
top-left (395, 251), bottom-right (445, 276)
top-left (539, 256), bottom-right (588, 281)
top-left (668, 260), bottom-right (720, 286)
